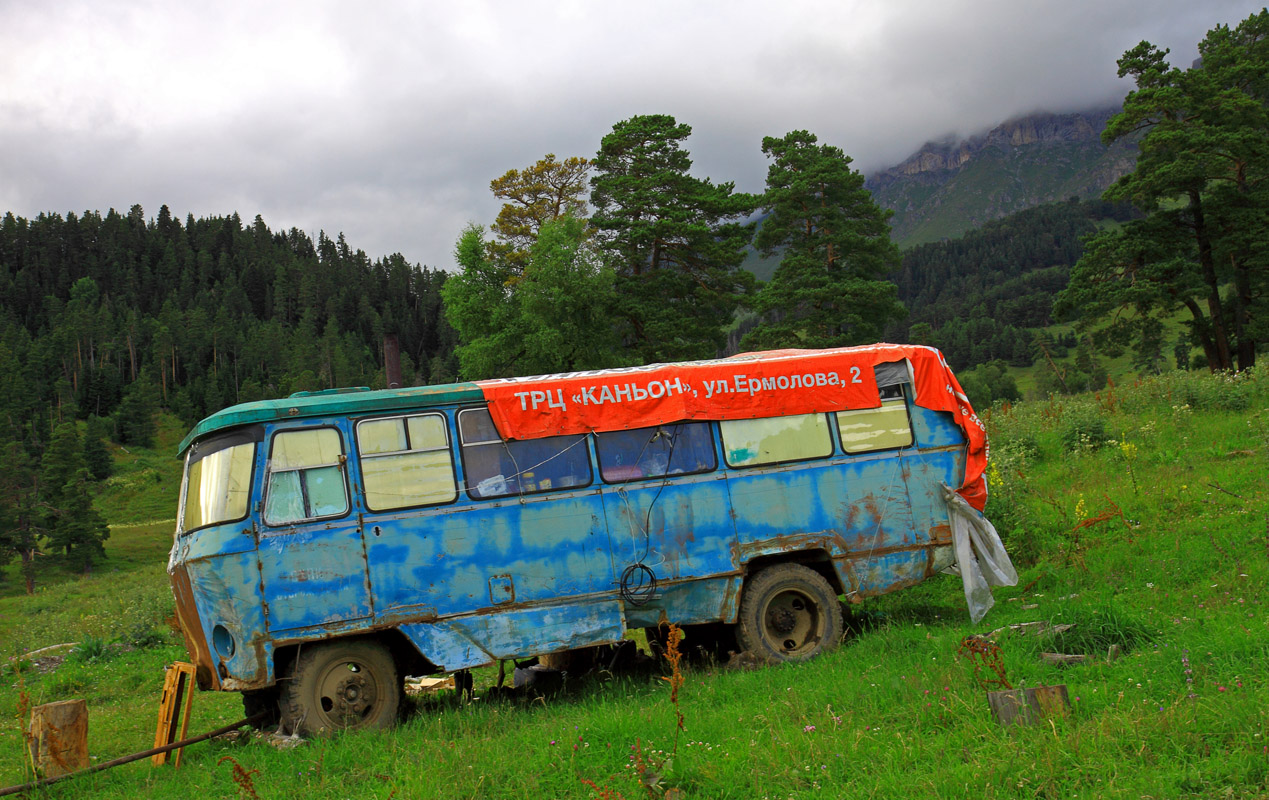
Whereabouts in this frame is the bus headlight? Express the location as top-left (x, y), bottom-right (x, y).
top-left (212, 624), bottom-right (236, 659)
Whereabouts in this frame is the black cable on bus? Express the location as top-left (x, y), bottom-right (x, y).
top-left (619, 562), bottom-right (657, 606)
top-left (638, 427), bottom-right (678, 563)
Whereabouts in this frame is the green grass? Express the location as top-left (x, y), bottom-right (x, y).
top-left (2, 369), bottom-right (1267, 798)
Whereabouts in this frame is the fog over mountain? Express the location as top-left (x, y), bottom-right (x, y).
top-left (1, 0), bottom-right (1263, 269)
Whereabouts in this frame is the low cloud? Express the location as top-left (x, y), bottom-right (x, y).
top-left (1, 0), bottom-right (1261, 269)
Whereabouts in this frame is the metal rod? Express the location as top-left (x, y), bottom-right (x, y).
top-left (0, 712), bottom-right (268, 797)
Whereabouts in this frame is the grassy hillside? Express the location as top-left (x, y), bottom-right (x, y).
top-left (2, 368), bottom-right (1266, 798)
top-left (891, 141), bottom-right (1121, 247)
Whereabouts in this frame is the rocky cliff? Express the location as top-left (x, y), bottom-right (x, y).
top-left (867, 107), bottom-right (1136, 246)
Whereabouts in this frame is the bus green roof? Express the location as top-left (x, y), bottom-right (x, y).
top-left (177, 382), bottom-right (484, 456)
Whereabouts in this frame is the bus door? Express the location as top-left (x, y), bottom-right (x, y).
top-left (359, 408), bottom-right (615, 621)
top-left (595, 423), bottom-right (736, 592)
top-left (255, 424), bottom-right (372, 633)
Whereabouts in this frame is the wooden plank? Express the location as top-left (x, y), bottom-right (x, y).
top-left (987, 688), bottom-right (1036, 727)
top-left (987, 684), bottom-right (1071, 726)
top-left (1032, 684), bottom-right (1071, 719)
top-left (29, 699), bottom-right (89, 777)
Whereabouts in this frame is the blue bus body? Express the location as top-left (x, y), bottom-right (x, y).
top-left (169, 352), bottom-right (979, 733)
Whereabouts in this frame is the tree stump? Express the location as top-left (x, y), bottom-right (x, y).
top-left (987, 685), bottom-right (1071, 726)
top-left (29, 699), bottom-right (89, 777)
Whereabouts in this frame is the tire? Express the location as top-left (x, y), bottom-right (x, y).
top-left (736, 564), bottom-right (843, 663)
top-left (280, 640), bottom-right (400, 736)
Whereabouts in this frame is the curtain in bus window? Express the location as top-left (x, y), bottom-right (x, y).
top-left (357, 414), bottom-right (457, 511)
top-left (358, 418), bottom-right (408, 454)
top-left (265, 428), bottom-right (349, 525)
top-left (458, 408), bottom-right (591, 499)
top-left (271, 428), bottom-right (343, 469)
top-left (720, 413), bottom-right (832, 467)
top-left (836, 397), bottom-right (913, 453)
top-left (183, 442), bottom-right (254, 530)
top-left (596, 422), bottom-right (716, 482)
top-left (264, 470), bottom-right (305, 523)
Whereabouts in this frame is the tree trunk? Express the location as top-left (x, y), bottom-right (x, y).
top-left (21, 546), bottom-right (35, 595)
top-left (1180, 297), bottom-right (1220, 371)
top-left (1191, 192), bottom-right (1234, 370)
top-left (1232, 253), bottom-right (1256, 370)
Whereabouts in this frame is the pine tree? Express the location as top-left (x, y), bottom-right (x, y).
top-left (83, 416), bottom-right (113, 481)
top-left (743, 131), bottom-right (905, 349)
top-left (114, 371), bottom-right (158, 448)
top-left (48, 468), bottom-right (110, 574)
top-left (41, 422), bottom-right (85, 512)
top-left (0, 440), bottom-right (43, 594)
top-left (590, 114), bottom-right (757, 362)
top-left (1056, 10), bottom-right (1269, 371)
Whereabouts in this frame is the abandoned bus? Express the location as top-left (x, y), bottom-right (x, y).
top-left (169, 344), bottom-right (1011, 734)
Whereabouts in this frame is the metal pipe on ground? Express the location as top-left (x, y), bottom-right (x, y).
top-left (0, 713), bottom-right (268, 798)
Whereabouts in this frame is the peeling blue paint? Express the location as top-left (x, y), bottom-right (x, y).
top-left (171, 386), bottom-right (976, 690)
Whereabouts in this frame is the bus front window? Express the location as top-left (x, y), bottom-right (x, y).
top-left (181, 440), bottom-right (256, 533)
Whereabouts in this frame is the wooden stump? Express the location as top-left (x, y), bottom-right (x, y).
top-left (987, 685), bottom-right (1071, 727)
top-left (29, 699), bottom-right (89, 777)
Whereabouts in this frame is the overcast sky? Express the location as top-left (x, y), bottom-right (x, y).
top-left (1, 1), bottom-right (1263, 270)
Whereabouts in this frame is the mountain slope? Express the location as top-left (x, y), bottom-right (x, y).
top-left (867, 107), bottom-right (1136, 246)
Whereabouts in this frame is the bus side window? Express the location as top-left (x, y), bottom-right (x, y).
top-left (719, 413), bottom-right (833, 468)
top-left (264, 428), bottom-right (349, 525)
top-left (357, 414), bottom-right (457, 511)
top-left (596, 422), bottom-right (716, 482)
top-left (835, 387), bottom-right (913, 454)
top-left (458, 408), bottom-right (591, 499)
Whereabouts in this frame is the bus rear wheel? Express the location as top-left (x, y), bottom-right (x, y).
top-left (737, 564), bottom-right (843, 662)
top-left (280, 640), bottom-right (400, 736)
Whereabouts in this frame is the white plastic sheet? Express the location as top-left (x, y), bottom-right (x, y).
top-left (941, 484), bottom-right (1018, 623)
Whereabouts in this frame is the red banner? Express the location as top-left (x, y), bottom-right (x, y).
top-left (476, 344), bottom-right (987, 509)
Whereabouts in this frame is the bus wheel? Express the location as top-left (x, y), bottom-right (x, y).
top-left (280, 640), bottom-right (400, 736)
top-left (737, 564), bottom-right (843, 662)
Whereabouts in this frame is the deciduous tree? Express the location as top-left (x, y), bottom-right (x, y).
top-left (489, 154), bottom-right (592, 268)
top-left (442, 216), bottom-right (625, 379)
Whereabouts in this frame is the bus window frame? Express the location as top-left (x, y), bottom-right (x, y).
top-left (595, 421), bottom-right (718, 484)
top-left (456, 406), bottom-right (594, 500)
top-left (262, 425), bottom-right (353, 527)
top-left (832, 383), bottom-right (915, 456)
top-left (719, 412), bottom-right (835, 469)
top-left (178, 427), bottom-right (262, 536)
top-left (353, 411), bottom-right (460, 513)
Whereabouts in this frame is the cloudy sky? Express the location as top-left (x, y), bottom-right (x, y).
top-left (1, 1), bottom-right (1262, 269)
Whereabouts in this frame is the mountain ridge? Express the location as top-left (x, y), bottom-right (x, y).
top-left (866, 106), bottom-right (1137, 246)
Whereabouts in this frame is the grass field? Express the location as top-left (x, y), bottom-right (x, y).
top-left (1, 367), bottom-right (1266, 799)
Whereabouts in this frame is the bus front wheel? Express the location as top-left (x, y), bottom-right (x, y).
top-left (280, 640), bottom-right (401, 736)
top-left (737, 564), bottom-right (843, 662)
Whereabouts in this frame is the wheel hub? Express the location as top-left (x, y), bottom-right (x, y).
top-left (332, 672), bottom-right (376, 718)
top-left (770, 607), bottom-right (798, 634)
